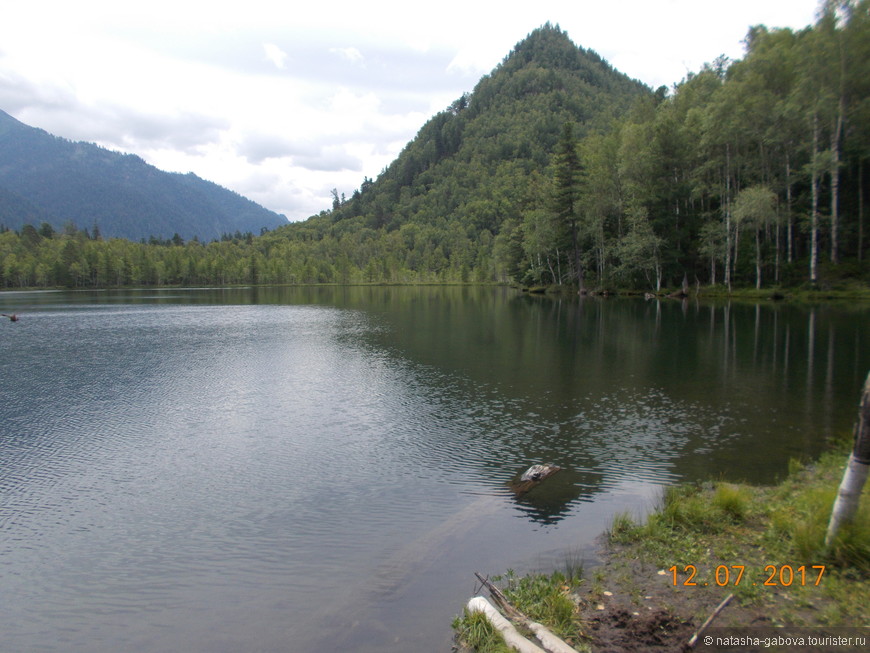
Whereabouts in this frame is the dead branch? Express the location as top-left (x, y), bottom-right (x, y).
top-left (687, 593), bottom-right (734, 648)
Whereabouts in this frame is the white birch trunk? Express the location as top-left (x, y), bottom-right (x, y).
top-left (830, 107), bottom-right (842, 265)
top-left (466, 597), bottom-right (546, 653)
top-left (825, 372), bottom-right (870, 548)
top-left (755, 229), bottom-right (762, 290)
top-left (724, 145), bottom-right (732, 292)
top-left (786, 153), bottom-right (793, 264)
top-left (859, 159), bottom-right (864, 263)
top-left (469, 574), bottom-right (580, 653)
top-left (810, 113), bottom-right (820, 285)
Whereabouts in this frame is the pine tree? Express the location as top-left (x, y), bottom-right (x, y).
top-left (553, 122), bottom-right (584, 289)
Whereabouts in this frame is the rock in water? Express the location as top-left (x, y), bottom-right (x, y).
top-left (511, 464), bottom-right (561, 496)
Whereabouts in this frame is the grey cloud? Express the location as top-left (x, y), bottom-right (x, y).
top-left (149, 31), bottom-right (475, 108)
top-left (115, 110), bottom-right (229, 152)
top-left (294, 43), bottom-right (476, 105)
top-left (240, 180), bottom-right (323, 222)
top-left (238, 133), bottom-right (309, 164)
top-left (0, 66), bottom-right (227, 155)
top-left (238, 133), bottom-right (362, 172)
top-left (0, 69), bottom-right (78, 115)
top-left (292, 146), bottom-right (363, 173)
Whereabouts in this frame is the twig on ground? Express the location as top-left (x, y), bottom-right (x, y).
top-left (688, 593), bottom-right (734, 648)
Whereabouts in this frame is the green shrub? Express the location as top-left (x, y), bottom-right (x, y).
top-left (713, 483), bottom-right (750, 520)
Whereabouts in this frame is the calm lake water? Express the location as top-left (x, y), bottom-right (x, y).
top-left (1, 286), bottom-right (868, 652)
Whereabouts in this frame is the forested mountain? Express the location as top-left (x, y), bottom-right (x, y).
top-left (330, 23), bottom-right (650, 234)
top-left (0, 110), bottom-right (287, 241)
top-left (252, 23), bottom-right (654, 285)
top-left (265, 8), bottom-right (869, 290)
top-left (293, 10), bottom-right (869, 290)
top-left (1, 6), bottom-right (869, 290)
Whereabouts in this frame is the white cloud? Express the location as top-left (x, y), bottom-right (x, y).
top-left (446, 43), bottom-right (501, 77)
top-left (0, 0), bottom-right (822, 221)
top-left (238, 132), bottom-right (299, 164)
top-left (263, 43), bottom-right (288, 70)
top-left (330, 47), bottom-right (364, 65)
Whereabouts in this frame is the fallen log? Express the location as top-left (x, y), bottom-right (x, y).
top-left (509, 464), bottom-right (561, 496)
top-left (475, 573), bottom-right (579, 653)
top-left (466, 596), bottom-right (546, 653)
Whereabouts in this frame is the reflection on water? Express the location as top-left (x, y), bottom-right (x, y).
top-left (0, 287), bottom-right (867, 652)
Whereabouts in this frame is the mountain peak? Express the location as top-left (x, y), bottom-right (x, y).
top-left (497, 23), bottom-right (639, 91)
top-left (504, 23), bottom-right (583, 67)
top-left (328, 26), bottom-right (649, 233)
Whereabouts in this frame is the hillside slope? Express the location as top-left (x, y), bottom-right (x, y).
top-left (325, 23), bottom-right (650, 234)
top-left (0, 110), bottom-right (287, 241)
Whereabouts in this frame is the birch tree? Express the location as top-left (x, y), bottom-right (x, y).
top-left (825, 371), bottom-right (870, 547)
top-left (733, 186), bottom-right (777, 289)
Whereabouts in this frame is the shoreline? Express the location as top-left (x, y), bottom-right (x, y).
top-left (1, 280), bottom-right (870, 301)
top-left (454, 437), bottom-right (870, 652)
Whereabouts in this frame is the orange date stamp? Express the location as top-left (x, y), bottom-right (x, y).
top-left (667, 564), bottom-right (826, 587)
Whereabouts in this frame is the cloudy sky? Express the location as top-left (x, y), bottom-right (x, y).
top-left (1, 0), bottom-right (821, 222)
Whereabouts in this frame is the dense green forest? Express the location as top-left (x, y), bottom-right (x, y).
top-left (1, 2), bottom-right (868, 291)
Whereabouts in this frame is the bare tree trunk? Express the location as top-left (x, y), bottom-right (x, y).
top-left (571, 220), bottom-right (584, 292)
top-left (810, 113), bottom-right (820, 285)
top-left (733, 221), bottom-right (740, 272)
top-left (755, 229), bottom-right (762, 289)
top-left (724, 145), bottom-right (732, 292)
top-left (775, 214), bottom-right (781, 284)
top-left (830, 101), bottom-right (843, 265)
top-left (786, 153), bottom-right (794, 263)
top-left (859, 159), bottom-right (865, 263)
top-left (546, 255), bottom-right (556, 286)
top-left (825, 371), bottom-right (870, 548)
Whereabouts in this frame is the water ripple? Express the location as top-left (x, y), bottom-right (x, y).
top-left (2, 292), bottom-right (865, 653)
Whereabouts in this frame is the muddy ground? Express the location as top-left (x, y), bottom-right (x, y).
top-left (573, 539), bottom-right (842, 653)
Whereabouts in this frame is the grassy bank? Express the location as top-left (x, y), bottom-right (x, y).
top-left (453, 438), bottom-right (870, 652)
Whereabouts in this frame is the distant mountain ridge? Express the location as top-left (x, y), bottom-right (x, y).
top-left (0, 110), bottom-right (288, 241)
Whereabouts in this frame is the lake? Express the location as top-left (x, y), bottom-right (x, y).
top-left (1, 286), bottom-right (867, 652)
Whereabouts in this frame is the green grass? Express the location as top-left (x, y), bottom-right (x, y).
top-left (605, 442), bottom-right (870, 622)
top-left (606, 444), bottom-right (870, 570)
top-left (453, 441), bottom-right (870, 650)
top-left (712, 482), bottom-right (751, 520)
top-left (763, 450), bottom-right (870, 570)
top-left (452, 567), bottom-right (588, 652)
top-left (499, 570), bottom-right (580, 638)
top-left (451, 610), bottom-right (512, 653)
top-left (605, 510), bottom-right (639, 544)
